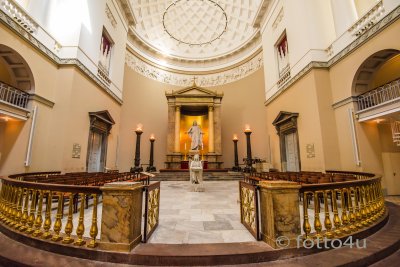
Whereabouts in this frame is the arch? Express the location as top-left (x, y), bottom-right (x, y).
top-left (0, 44), bottom-right (35, 92)
top-left (352, 49), bottom-right (400, 96)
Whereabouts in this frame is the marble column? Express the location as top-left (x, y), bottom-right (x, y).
top-left (99, 182), bottom-right (143, 252)
top-left (259, 180), bottom-right (301, 249)
top-left (330, 0), bottom-right (358, 36)
top-left (174, 106), bottom-right (181, 153)
top-left (208, 106), bottom-right (214, 153)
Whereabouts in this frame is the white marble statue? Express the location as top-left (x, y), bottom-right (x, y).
top-left (187, 121), bottom-right (203, 150)
top-left (190, 154), bottom-right (204, 192)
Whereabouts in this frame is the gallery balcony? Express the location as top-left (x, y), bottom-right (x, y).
top-left (356, 78), bottom-right (400, 121)
top-left (0, 81), bottom-right (30, 120)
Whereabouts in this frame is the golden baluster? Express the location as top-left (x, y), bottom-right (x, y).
top-left (32, 190), bottom-right (44, 237)
top-left (4, 185), bottom-right (14, 224)
top-left (62, 193), bottom-right (75, 244)
top-left (364, 185), bottom-right (372, 225)
top-left (6, 186), bottom-right (17, 225)
top-left (347, 187), bottom-right (356, 232)
top-left (378, 182), bottom-right (385, 216)
top-left (0, 184), bottom-right (9, 221)
top-left (19, 188), bottom-right (30, 231)
top-left (74, 193), bottom-right (86, 246)
top-left (360, 186), bottom-right (368, 226)
top-left (14, 188), bottom-right (25, 229)
top-left (25, 189), bottom-right (37, 234)
top-left (302, 192), bottom-right (311, 239)
top-left (323, 190), bottom-right (334, 239)
top-left (314, 192), bottom-right (323, 239)
top-left (87, 194), bottom-right (99, 248)
top-left (340, 188), bottom-right (350, 234)
top-left (369, 184), bottom-right (377, 221)
top-left (354, 187), bottom-right (363, 229)
top-left (42, 191), bottom-right (53, 239)
top-left (0, 184), bottom-right (6, 219)
top-left (332, 189), bottom-right (342, 236)
top-left (10, 187), bottom-right (21, 227)
top-left (51, 192), bottom-right (64, 242)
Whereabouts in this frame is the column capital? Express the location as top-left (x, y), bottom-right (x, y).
top-left (208, 106), bottom-right (214, 112)
top-left (175, 106), bottom-right (181, 112)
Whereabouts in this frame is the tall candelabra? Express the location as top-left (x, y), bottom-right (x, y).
top-left (146, 135), bottom-right (157, 172)
top-left (232, 134), bottom-right (241, 171)
top-left (130, 126), bottom-right (143, 173)
top-left (243, 126), bottom-right (254, 173)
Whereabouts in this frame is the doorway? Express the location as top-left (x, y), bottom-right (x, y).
top-left (284, 132), bottom-right (300, 172)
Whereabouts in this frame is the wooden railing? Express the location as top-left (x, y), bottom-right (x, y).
top-left (0, 81), bottom-right (30, 109)
top-left (300, 176), bottom-right (385, 239)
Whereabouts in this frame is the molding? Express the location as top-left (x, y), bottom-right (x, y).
top-left (265, 5), bottom-right (400, 106)
top-left (125, 50), bottom-right (264, 87)
top-left (332, 96), bottom-right (357, 109)
top-left (105, 4), bottom-right (117, 29)
top-left (272, 8), bottom-right (284, 30)
top-left (264, 61), bottom-right (328, 106)
top-left (0, 9), bottom-right (123, 105)
top-left (28, 94), bottom-right (55, 108)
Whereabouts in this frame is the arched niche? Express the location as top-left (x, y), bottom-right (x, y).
top-left (0, 44), bottom-right (35, 92)
top-left (352, 49), bottom-right (400, 96)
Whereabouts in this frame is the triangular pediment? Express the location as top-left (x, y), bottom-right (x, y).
top-left (89, 110), bottom-right (115, 125)
top-left (166, 85), bottom-right (223, 98)
top-left (272, 111), bottom-right (298, 126)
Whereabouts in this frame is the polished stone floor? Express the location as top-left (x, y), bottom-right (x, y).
top-left (147, 181), bottom-right (256, 244)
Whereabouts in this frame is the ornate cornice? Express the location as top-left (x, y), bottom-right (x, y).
top-left (125, 50), bottom-right (264, 87)
top-left (0, 9), bottom-right (123, 105)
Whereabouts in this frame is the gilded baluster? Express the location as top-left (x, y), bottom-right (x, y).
top-left (0, 184), bottom-right (6, 219)
top-left (0, 184), bottom-right (9, 221)
top-left (340, 188), bottom-right (350, 234)
top-left (354, 187), bottom-right (363, 229)
top-left (42, 191), bottom-right (53, 239)
top-left (369, 184), bottom-right (377, 221)
top-left (32, 190), bottom-right (44, 237)
top-left (364, 185), bottom-right (372, 225)
top-left (19, 188), bottom-right (30, 231)
top-left (26, 189), bottom-right (37, 234)
top-left (314, 192), bottom-right (323, 239)
top-left (378, 182), bottom-right (385, 216)
top-left (6, 186), bottom-right (17, 225)
top-left (51, 192), bottom-right (64, 242)
top-left (360, 187), bottom-right (368, 226)
top-left (14, 188), bottom-right (25, 229)
top-left (323, 190), bottom-right (334, 239)
top-left (74, 193), bottom-right (86, 246)
top-left (347, 188), bottom-right (356, 232)
top-left (87, 194), bottom-right (99, 248)
top-left (332, 189), bottom-right (342, 236)
top-left (10, 187), bottom-right (21, 227)
top-left (302, 192), bottom-right (311, 239)
top-left (4, 185), bottom-right (15, 224)
top-left (62, 193), bottom-right (75, 244)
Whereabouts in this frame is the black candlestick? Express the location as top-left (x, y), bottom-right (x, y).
top-left (244, 130), bottom-right (254, 173)
top-left (232, 138), bottom-right (241, 171)
top-left (146, 137), bottom-right (156, 172)
top-left (130, 129), bottom-right (143, 173)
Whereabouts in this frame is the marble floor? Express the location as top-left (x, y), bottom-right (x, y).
top-left (147, 181), bottom-right (256, 244)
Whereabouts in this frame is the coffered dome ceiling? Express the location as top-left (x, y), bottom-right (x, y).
top-left (127, 0), bottom-right (271, 73)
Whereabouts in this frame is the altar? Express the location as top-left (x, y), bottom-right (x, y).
top-left (164, 82), bottom-right (224, 169)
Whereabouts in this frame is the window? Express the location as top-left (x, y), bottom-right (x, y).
top-left (276, 32), bottom-right (289, 75)
top-left (98, 29), bottom-right (113, 75)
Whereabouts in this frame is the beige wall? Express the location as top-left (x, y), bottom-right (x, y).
top-left (119, 66), bottom-right (268, 171)
top-left (0, 60), bottom-right (12, 84)
top-left (371, 54), bottom-right (400, 88)
top-left (0, 23), bottom-right (121, 176)
top-left (265, 69), bottom-right (340, 172)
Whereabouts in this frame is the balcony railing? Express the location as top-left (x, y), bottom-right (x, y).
top-left (357, 78), bottom-right (400, 112)
top-left (0, 81), bottom-right (30, 109)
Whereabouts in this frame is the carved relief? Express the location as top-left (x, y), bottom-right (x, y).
top-left (105, 4), bottom-right (117, 28)
top-left (125, 51), bottom-right (264, 87)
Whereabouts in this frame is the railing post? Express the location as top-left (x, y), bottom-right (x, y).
top-left (99, 182), bottom-right (143, 252)
top-left (259, 181), bottom-right (301, 248)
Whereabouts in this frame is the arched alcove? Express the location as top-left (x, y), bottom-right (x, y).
top-left (0, 44), bottom-right (35, 92)
top-left (352, 49), bottom-right (400, 96)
